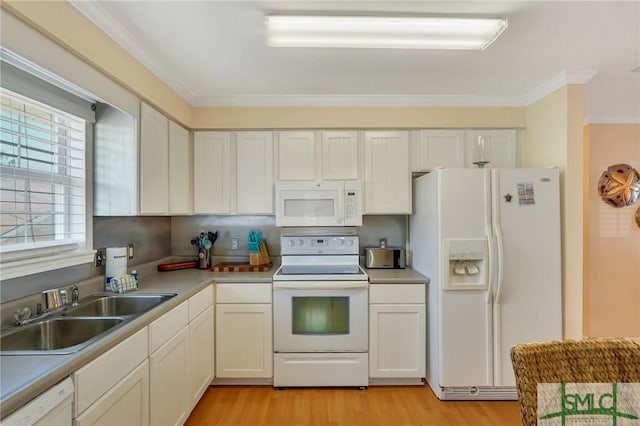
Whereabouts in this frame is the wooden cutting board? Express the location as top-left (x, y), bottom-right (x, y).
top-left (211, 262), bottom-right (272, 272)
top-left (157, 261), bottom-right (199, 271)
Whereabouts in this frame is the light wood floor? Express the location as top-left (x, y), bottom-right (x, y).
top-left (185, 385), bottom-right (522, 426)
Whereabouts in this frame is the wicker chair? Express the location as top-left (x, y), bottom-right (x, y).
top-left (510, 338), bottom-right (640, 425)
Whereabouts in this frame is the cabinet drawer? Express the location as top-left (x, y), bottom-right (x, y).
top-left (149, 301), bottom-right (188, 354)
top-left (188, 285), bottom-right (213, 322)
top-left (74, 327), bottom-right (148, 415)
top-left (216, 283), bottom-right (271, 304)
top-left (369, 284), bottom-right (425, 304)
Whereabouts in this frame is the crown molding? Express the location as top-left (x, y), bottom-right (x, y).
top-left (68, 0), bottom-right (197, 105)
top-left (526, 70), bottom-right (598, 105)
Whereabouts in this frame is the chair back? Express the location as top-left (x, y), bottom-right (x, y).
top-left (510, 339), bottom-right (640, 425)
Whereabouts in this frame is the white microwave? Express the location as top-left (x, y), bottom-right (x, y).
top-left (275, 180), bottom-right (363, 227)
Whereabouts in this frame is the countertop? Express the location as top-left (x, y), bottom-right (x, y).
top-left (0, 262), bottom-right (427, 418)
top-left (366, 267), bottom-right (429, 284)
top-left (0, 265), bottom-right (276, 419)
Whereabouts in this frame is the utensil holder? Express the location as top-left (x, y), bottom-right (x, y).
top-left (198, 248), bottom-right (211, 269)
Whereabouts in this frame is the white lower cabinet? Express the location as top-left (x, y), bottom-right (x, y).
top-left (187, 286), bottom-right (214, 411)
top-left (148, 290), bottom-right (215, 426)
top-left (215, 283), bottom-right (272, 380)
top-left (150, 326), bottom-right (189, 426)
top-left (369, 284), bottom-right (426, 383)
top-left (75, 360), bottom-right (149, 426)
top-left (73, 328), bottom-right (149, 425)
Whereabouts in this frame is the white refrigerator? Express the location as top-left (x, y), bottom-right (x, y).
top-left (410, 168), bottom-right (562, 400)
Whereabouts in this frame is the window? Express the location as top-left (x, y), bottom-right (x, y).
top-left (0, 87), bottom-right (93, 278)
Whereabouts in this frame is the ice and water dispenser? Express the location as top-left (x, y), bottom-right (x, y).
top-left (444, 239), bottom-right (487, 290)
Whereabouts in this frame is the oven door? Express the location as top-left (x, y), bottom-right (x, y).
top-left (273, 281), bottom-right (368, 352)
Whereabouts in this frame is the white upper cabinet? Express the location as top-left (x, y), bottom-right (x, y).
top-left (168, 121), bottom-right (191, 215)
top-left (277, 130), bottom-right (359, 181)
top-left (140, 102), bottom-right (192, 215)
top-left (413, 130), bottom-right (465, 172)
top-left (277, 131), bottom-right (316, 180)
top-left (194, 131), bottom-right (273, 215)
top-left (320, 131), bottom-right (359, 180)
top-left (139, 102), bottom-right (169, 215)
top-left (93, 103), bottom-right (137, 216)
top-left (236, 131), bottom-right (274, 214)
top-left (464, 129), bottom-right (517, 168)
top-left (193, 131), bottom-right (232, 214)
top-left (364, 131), bottom-right (411, 214)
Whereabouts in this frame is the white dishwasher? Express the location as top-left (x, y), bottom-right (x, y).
top-left (2, 378), bottom-right (74, 426)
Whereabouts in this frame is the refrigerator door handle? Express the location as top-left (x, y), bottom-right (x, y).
top-left (485, 227), bottom-right (494, 305)
top-left (484, 227), bottom-right (494, 385)
top-left (494, 223), bottom-right (505, 305)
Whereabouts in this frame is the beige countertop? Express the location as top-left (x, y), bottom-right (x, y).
top-left (365, 267), bottom-right (429, 284)
top-left (0, 264), bottom-right (278, 419)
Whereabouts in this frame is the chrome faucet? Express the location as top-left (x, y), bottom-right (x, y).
top-left (70, 285), bottom-right (80, 306)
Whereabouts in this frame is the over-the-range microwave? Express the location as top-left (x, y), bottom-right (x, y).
top-left (275, 180), bottom-right (363, 227)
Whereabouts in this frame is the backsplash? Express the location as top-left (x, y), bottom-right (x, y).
top-left (171, 215), bottom-right (407, 262)
top-left (94, 216), bottom-right (172, 265)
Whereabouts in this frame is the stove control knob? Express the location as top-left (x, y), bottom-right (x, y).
top-left (288, 240), bottom-right (296, 247)
top-left (298, 239), bottom-right (305, 246)
top-left (346, 239), bottom-right (354, 246)
top-left (337, 238), bottom-right (344, 246)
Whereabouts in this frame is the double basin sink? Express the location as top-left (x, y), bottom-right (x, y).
top-left (0, 293), bottom-right (176, 355)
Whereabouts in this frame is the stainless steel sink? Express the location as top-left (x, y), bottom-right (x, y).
top-left (0, 317), bottom-right (125, 355)
top-left (63, 293), bottom-right (176, 317)
top-left (1, 293), bottom-right (177, 355)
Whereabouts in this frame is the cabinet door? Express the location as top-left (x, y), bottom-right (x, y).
top-left (193, 131), bottom-right (231, 214)
top-left (168, 121), bottom-right (191, 215)
top-left (140, 102), bottom-right (169, 215)
top-left (414, 130), bottom-right (465, 171)
top-left (216, 304), bottom-right (273, 378)
top-left (364, 131), bottom-right (411, 214)
top-left (465, 129), bottom-right (517, 168)
top-left (75, 360), bottom-right (149, 426)
top-left (369, 304), bottom-right (425, 378)
top-left (236, 131), bottom-right (274, 214)
top-left (188, 305), bottom-right (214, 412)
top-left (320, 131), bottom-right (359, 180)
top-left (277, 131), bottom-right (316, 180)
top-left (150, 327), bottom-right (189, 426)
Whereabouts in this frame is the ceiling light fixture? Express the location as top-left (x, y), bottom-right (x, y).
top-left (265, 15), bottom-right (508, 50)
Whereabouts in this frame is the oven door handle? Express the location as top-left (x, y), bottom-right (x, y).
top-left (273, 281), bottom-right (369, 290)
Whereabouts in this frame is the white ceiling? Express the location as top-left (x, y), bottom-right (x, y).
top-left (71, 1), bottom-right (640, 123)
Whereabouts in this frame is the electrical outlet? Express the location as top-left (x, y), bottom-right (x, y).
top-left (231, 238), bottom-right (239, 250)
top-left (128, 243), bottom-right (134, 259)
top-left (95, 248), bottom-right (105, 267)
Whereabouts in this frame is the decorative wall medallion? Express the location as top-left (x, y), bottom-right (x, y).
top-left (597, 163), bottom-right (640, 207)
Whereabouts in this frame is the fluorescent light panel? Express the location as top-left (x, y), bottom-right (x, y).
top-left (265, 15), bottom-right (508, 50)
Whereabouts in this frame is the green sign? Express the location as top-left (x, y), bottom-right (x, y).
top-left (538, 383), bottom-right (640, 425)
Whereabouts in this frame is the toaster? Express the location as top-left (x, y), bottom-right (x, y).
top-left (364, 247), bottom-right (406, 269)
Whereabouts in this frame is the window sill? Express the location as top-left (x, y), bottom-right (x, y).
top-left (0, 249), bottom-right (96, 280)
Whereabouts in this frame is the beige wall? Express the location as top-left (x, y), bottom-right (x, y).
top-left (585, 124), bottom-right (640, 338)
top-left (192, 106), bottom-right (527, 129)
top-left (525, 86), bottom-right (586, 339)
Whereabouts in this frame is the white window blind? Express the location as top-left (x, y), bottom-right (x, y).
top-left (0, 87), bottom-right (86, 254)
